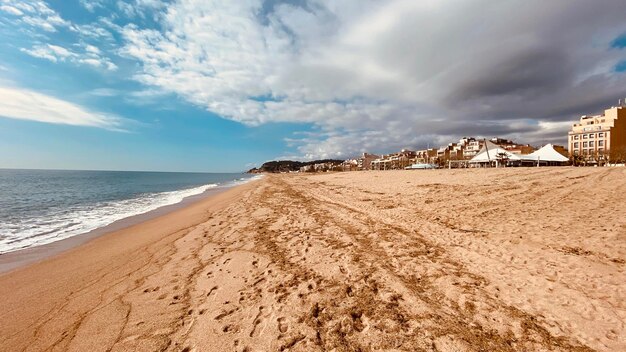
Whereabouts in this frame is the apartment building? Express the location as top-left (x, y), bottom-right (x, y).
top-left (415, 148), bottom-right (438, 163)
top-left (357, 153), bottom-right (379, 170)
top-left (463, 138), bottom-right (483, 158)
top-left (568, 101), bottom-right (626, 159)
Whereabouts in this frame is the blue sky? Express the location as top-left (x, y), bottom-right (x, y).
top-left (0, 0), bottom-right (314, 172)
top-left (1, 0), bottom-right (625, 172)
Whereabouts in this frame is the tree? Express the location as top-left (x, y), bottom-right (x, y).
top-left (570, 153), bottom-right (585, 166)
top-left (609, 147), bottom-right (626, 164)
top-left (495, 152), bottom-right (509, 167)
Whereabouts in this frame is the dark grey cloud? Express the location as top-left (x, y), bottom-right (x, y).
top-left (450, 48), bottom-right (572, 103)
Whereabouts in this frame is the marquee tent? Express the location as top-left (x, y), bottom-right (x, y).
top-left (470, 141), bottom-right (569, 167)
top-left (469, 140), bottom-right (521, 165)
top-left (522, 144), bottom-right (569, 163)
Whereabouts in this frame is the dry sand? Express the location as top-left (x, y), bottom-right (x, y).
top-left (0, 168), bottom-right (625, 351)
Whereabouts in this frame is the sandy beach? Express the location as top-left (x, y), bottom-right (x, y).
top-left (0, 168), bottom-right (624, 351)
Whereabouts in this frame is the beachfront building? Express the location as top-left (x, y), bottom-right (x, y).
top-left (484, 137), bottom-right (535, 155)
top-left (415, 148), bottom-right (438, 163)
top-left (341, 159), bottom-right (359, 171)
top-left (437, 143), bottom-right (464, 161)
top-left (463, 138), bottom-right (483, 158)
top-left (568, 100), bottom-right (626, 162)
top-left (299, 161), bottom-right (343, 172)
top-left (357, 153), bottom-right (379, 170)
top-left (372, 155), bottom-right (388, 170)
top-left (371, 149), bottom-right (416, 170)
top-left (396, 149), bottom-right (417, 169)
top-left (504, 143), bottom-right (535, 155)
top-left (552, 145), bottom-right (568, 156)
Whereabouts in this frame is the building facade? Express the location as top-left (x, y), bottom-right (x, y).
top-left (357, 153), bottom-right (379, 170)
top-left (568, 102), bottom-right (626, 161)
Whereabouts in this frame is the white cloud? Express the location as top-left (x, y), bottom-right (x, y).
top-left (88, 88), bottom-right (119, 97)
top-left (116, 1), bottom-right (134, 17)
top-left (116, 0), bottom-right (166, 18)
top-left (79, 0), bottom-right (105, 13)
top-left (21, 43), bottom-right (118, 71)
top-left (85, 44), bottom-right (100, 54)
top-left (72, 23), bottom-right (115, 41)
top-left (0, 85), bottom-right (124, 130)
top-left (21, 44), bottom-right (78, 62)
top-left (21, 15), bottom-right (57, 32)
top-left (2, 0), bottom-right (71, 32)
top-left (45, 44), bottom-right (74, 58)
top-left (0, 5), bottom-right (23, 15)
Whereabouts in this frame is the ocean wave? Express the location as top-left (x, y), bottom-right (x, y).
top-left (0, 182), bottom-right (220, 254)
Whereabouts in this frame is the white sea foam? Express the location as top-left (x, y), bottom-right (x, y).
top-left (0, 183), bottom-right (222, 254)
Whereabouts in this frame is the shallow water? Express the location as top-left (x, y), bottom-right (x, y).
top-left (0, 169), bottom-right (257, 254)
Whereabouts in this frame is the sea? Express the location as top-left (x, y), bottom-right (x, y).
top-left (0, 169), bottom-right (260, 255)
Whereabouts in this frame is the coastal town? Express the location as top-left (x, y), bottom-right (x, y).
top-left (277, 100), bottom-right (626, 173)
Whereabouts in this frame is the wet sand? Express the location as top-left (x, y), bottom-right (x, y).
top-left (0, 168), bottom-right (624, 351)
top-left (0, 184), bottom-right (243, 274)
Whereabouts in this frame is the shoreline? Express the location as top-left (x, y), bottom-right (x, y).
top-left (0, 177), bottom-right (260, 274)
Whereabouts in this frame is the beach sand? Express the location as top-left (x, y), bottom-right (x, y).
top-left (0, 168), bottom-right (624, 351)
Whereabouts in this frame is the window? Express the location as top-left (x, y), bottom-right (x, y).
top-left (574, 135), bottom-right (579, 140)
top-left (583, 134), bottom-right (588, 139)
top-left (574, 142), bottom-right (579, 148)
top-left (598, 148), bottom-right (604, 154)
top-left (598, 132), bottom-right (604, 137)
top-left (583, 142), bottom-right (588, 147)
top-left (589, 141), bottom-right (595, 148)
top-left (589, 133), bottom-right (595, 138)
top-left (598, 140), bottom-right (604, 147)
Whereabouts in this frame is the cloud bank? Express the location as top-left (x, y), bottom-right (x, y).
top-left (0, 86), bottom-right (124, 130)
top-left (117, 0), bottom-right (626, 158)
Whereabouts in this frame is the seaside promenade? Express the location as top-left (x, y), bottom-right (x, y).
top-left (0, 168), bottom-right (624, 351)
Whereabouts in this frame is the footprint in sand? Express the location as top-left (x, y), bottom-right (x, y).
top-left (277, 317), bottom-right (288, 333)
top-left (249, 306), bottom-right (265, 337)
top-left (222, 324), bottom-right (238, 333)
top-left (214, 308), bottom-right (237, 320)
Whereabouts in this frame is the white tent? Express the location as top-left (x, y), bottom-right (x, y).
top-left (469, 140), bottom-right (521, 163)
top-left (522, 144), bottom-right (569, 163)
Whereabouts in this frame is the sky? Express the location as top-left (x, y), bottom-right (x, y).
top-left (0, 0), bottom-right (626, 172)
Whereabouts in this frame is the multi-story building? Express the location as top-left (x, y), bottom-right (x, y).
top-left (371, 155), bottom-right (390, 170)
top-left (503, 144), bottom-right (535, 155)
top-left (463, 138), bottom-right (483, 158)
top-left (568, 101), bottom-right (626, 160)
top-left (341, 159), bottom-right (359, 171)
top-left (357, 153), bottom-right (379, 170)
top-left (370, 149), bottom-right (417, 170)
top-left (489, 137), bottom-right (514, 146)
top-left (415, 148), bottom-right (438, 163)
